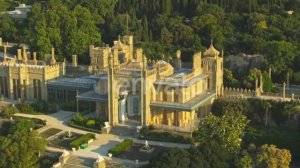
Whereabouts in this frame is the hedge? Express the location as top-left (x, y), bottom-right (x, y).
top-left (108, 139), bottom-right (133, 156)
top-left (139, 127), bottom-right (191, 144)
top-left (139, 132), bottom-right (192, 144)
top-left (69, 133), bottom-right (96, 150)
top-left (68, 121), bottom-right (101, 133)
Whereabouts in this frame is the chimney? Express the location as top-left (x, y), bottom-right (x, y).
top-left (50, 47), bottom-right (56, 65)
top-left (72, 55), bottom-right (78, 67)
top-left (17, 49), bottom-right (22, 60)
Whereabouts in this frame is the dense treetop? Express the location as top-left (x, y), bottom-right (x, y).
top-left (0, 0), bottom-right (299, 82)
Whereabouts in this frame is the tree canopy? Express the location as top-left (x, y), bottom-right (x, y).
top-left (0, 119), bottom-right (47, 168)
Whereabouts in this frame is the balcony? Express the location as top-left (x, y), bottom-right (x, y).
top-left (150, 92), bottom-right (215, 111)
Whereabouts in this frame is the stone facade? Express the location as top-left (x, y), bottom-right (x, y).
top-left (0, 35), bottom-right (223, 130)
top-left (79, 36), bottom-right (224, 130)
top-left (0, 45), bottom-right (64, 101)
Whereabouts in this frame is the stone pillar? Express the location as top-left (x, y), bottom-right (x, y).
top-left (268, 67), bottom-right (272, 79)
top-left (176, 50), bottom-right (181, 69)
top-left (287, 72), bottom-right (289, 90)
top-left (17, 49), bottom-right (22, 60)
top-left (260, 74), bottom-right (263, 93)
top-left (33, 52), bottom-right (37, 65)
top-left (93, 155), bottom-right (106, 168)
top-left (50, 47), bottom-right (56, 65)
top-left (108, 54), bottom-right (118, 125)
top-left (3, 45), bottom-right (7, 61)
top-left (72, 55), bottom-right (78, 67)
top-left (23, 47), bottom-right (28, 64)
top-left (283, 82), bottom-right (286, 99)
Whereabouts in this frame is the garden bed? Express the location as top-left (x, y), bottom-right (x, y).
top-left (13, 116), bottom-right (46, 129)
top-left (115, 143), bottom-right (168, 162)
top-left (68, 121), bottom-right (101, 133)
top-left (68, 113), bottom-right (103, 133)
top-left (40, 128), bottom-right (62, 139)
top-left (139, 128), bottom-right (192, 144)
top-left (70, 133), bottom-right (96, 150)
top-left (48, 131), bottom-right (83, 150)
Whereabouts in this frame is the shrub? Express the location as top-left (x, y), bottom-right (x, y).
top-left (31, 100), bottom-right (48, 113)
top-left (1, 105), bottom-right (19, 118)
top-left (139, 127), bottom-right (191, 144)
top-left (17, 101), bottom-right (37, 114)
top-left (68, 121), bottom-right (101, 133)
top-left (108, 139), bottom-right (133, 156)
top-left (86, 119), bottom-right (96, 126)
top-left (69, 133), bottom-right (96, 150)
top-left (73, 113), bottom-right (85, 125)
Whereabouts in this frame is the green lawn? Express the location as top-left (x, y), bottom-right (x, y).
top-left (40, 128), bottom-right (62, 139)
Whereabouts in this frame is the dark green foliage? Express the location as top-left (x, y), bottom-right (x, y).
top-left (243, 126), bottom-right (300, 160)
top-left (0, 119), bottom-right (47, 168)
top-left (148, 148), bottom-right (190, 168)
top-left (1, 0), bottom-right (300, 84)
top-left (108, 139), bottom-right (133, 156)
top-left (189, 140), bottom-right (233, 168)
top-left (211, 98), bottom-right (300, 126)
top-left (69, 133), bottom-right (95, 150)
top-left (68, 121), bottom-right (101, 133)
top-left (1, 105), bottom-right (19, 118)
top-left (17, 101), bottom-right (37, 114)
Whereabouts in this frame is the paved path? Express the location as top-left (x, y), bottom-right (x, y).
top-left (14, 111), bottom-right (191, 166)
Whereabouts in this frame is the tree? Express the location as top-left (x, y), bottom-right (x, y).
top-left (0, 120), bottom-right (46, 168)
top-left (264, 41), bottom-right (297, 74)
top-left (193, 111), bottom-right (249, 154)
top-left (189, 140), bottom-right (233, 168)
top-left (0, 15), bottom-right (17, 41)
top-left (243, 68), bottom-right (262, 89)
top-left (1, 105), bottom-right (19, 118)
top-left (147, 148), bottom-right (190, 168)
top-left (256, 144), bottom-right (291, 168)
top-left (224, 68), bottom-right (239, 87)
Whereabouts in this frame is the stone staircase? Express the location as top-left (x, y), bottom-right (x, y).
top-left (62, 156), bottom-right (94, 168)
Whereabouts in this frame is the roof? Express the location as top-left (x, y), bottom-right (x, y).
top-left (203, 42), bottom-right (220, 57)
top-left (155, 73), bottom-right (209, 87)
top-left (150, 92), bottom-right (216, 111)
top-left (47, 77), bottom-right (95, 89)
top-left (76, 90), bottom-right (108, 101)
top-left (126, 60), bottom-right (143, 70)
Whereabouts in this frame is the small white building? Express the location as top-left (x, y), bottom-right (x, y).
top-left (1, 4), bottom-right (32, 19)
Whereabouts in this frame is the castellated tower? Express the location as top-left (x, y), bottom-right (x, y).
top-left (202, 41), bottom-right (224, 97)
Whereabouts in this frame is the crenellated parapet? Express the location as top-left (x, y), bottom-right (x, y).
top-left (223, 86), bottom-right (255, 97)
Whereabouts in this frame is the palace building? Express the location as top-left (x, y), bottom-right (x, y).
top-left (0, 45), bottom-right (64, 101)
top-left (78, 35), bottom-right (223, 129)
top-left (0, 35), bottom-right (223, 130)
